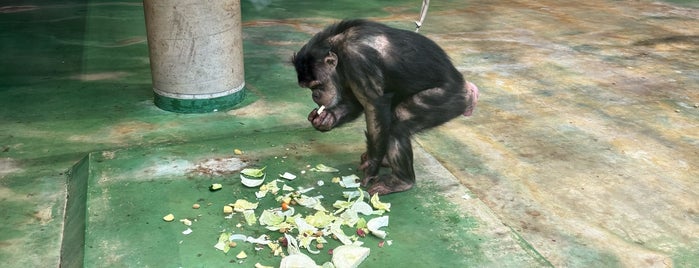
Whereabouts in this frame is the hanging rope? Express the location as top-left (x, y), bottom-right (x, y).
top-left (414, 0), bottom-right (430, 32)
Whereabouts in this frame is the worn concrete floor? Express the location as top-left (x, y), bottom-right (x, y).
top-left (1, 0), bottom-right (698, 267)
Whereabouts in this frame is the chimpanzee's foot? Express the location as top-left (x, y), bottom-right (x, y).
top-left (360, 175), bottom-right (377, 188)
top-left (366, 174), bottom-right (414, 195)
top-left (463, 81), bottom-right (479, 116)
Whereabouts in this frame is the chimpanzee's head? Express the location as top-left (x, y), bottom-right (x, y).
top-left (292, 43), bottom-right (340, 108)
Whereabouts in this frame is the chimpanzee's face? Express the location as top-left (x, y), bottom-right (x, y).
top-left (292, 48), bottom-right (340, 107)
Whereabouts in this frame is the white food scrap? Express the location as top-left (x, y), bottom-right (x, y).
top-left (229, 234), bottom-right (248, 241)
top-left (279, 252), bottom-right (319, 268)
top-left (279, 172), bottom-right (297, 180)
top-left (279, 234), bottom-right (320, 268)
top-left (254, 263), bottom-right (274, 268)
top-left (367, 216), bottom-right (389, 239)
top-left (241, 173), bottom-right (266, 187)
top-left (296, 195), bottom-right (326, 211)
top-left (332, 245), bottom-right (370, 268)
top-left (339, 175), bottom-right (361, 188)
top-left (317, 105), bottom-right (326, 114)
top-left (245, 234), bottom-right (274, 245)
top-left (259, 209), bottom-right (286, 228)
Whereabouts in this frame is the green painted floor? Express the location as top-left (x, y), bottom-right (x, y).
top-left (1, 0), bottom-right (698, 267)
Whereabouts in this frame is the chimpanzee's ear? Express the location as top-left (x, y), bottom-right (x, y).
top-left (324, 51), bottom-right (338, 68)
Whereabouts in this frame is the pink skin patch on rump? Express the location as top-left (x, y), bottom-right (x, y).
top-left (463, 81), bottom-right (479, 116)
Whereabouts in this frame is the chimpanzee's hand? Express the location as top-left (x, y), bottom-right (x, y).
top-left (308, 108), bottom-right (336, 132)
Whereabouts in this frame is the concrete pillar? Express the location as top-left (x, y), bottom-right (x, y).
top-left (143, 0), bottom-right (245, 113)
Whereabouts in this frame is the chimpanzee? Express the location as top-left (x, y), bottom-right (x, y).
top-left (292, 19), bottom-right (479, 195)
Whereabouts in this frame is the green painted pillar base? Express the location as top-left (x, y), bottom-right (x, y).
top-left (144, 0), bottom-right (246, 114)
top-left (153, 87), bottom-right (247, 114)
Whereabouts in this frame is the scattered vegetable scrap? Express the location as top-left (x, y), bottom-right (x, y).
top-left (214, 233), bottom-right (233, 253)
top-left (243, 210), bottom-right (257, 226)
top-left (231, 199), bottom-right (259, 212)
top-left (209, 183), bottom-right (222, 191)
top-left (339, 175), bottom-right (361, 188)
top-left (241, 167), bottom-right (266, 187)
top-left (166, 161), bottom-right (393, 267)
top-left (242, 167), bottom-right (266, 177)
top-left (256, 180), bottom-right (280, 198)
top-left (222, 177), bottom-right (389, 266)
top-left (370, 193), bottom-right (391, 212)
top-left (332, 245), bottom-right (370, 268)
top-left (367, 216), bottom-right (389, 239)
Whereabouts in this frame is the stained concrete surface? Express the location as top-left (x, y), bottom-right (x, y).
top-left (1, 0), bottom-right (698, 267)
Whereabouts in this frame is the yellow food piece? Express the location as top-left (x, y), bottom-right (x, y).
top-left (371, 193), bottom-right (391, 212)
top-left (223, 205), bottom-right (234, 214)
top-left (236, 250), bottom-right (248, 259)
top-left (162, 213), bottom-right (175, 222)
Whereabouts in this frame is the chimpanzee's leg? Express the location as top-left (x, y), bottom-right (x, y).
top-left (358, 95), bottom-right (393, 179)
top-left (363, 124), bottom-right (416, 195)
top-left (364, 82), bottom-right (476, 195)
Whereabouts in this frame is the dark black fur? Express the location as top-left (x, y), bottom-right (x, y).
top-left (292, 19), bottom-right (477, 195)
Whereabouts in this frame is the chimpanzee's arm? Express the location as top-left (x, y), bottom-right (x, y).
top-left (308, 92), bottom-right (364, 131)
